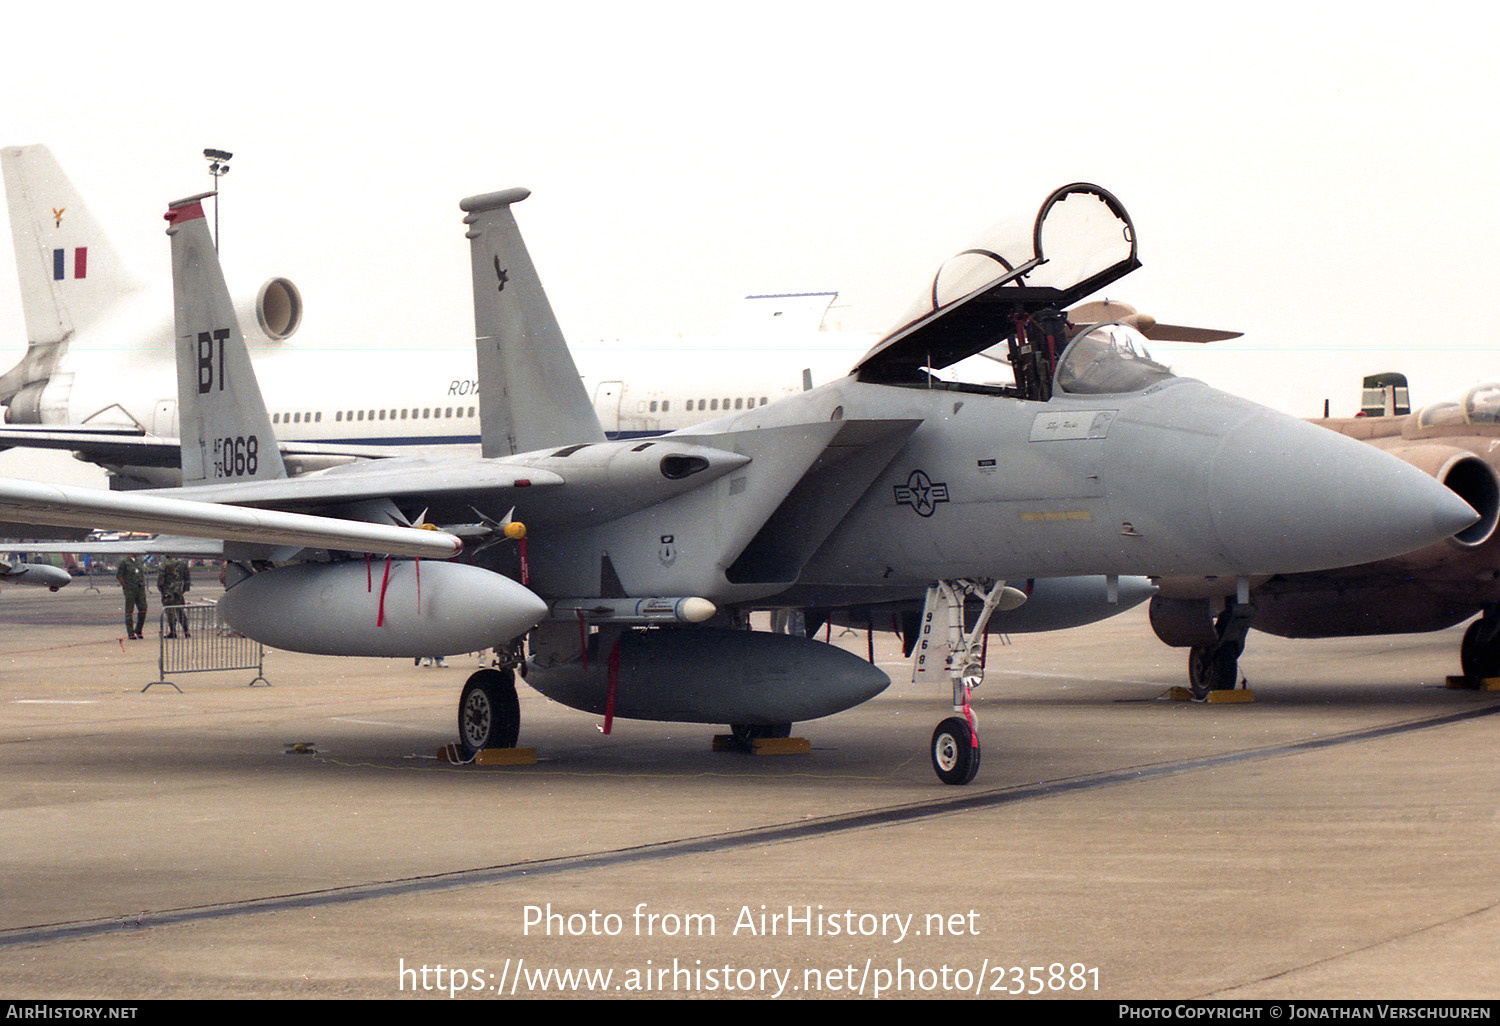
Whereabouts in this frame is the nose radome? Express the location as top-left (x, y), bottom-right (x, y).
top-left (1208, 409), bottom-right (1478, 573)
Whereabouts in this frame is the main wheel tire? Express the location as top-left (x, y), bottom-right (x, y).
top-left (458, 668), bottom-right (520, 754)
top-left (931, 716), bottom-right (980, 785)
top-left (1188, 643), bottom-right (1238, 699)
top-left (1461, 620), bottom-right (1500, 684)
top-left (1188, 645), bottom-right (1210, 697)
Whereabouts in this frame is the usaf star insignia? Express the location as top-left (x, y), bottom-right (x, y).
top-left (894, 470), bottom-right (949, 517)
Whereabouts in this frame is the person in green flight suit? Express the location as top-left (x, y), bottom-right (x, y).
top-left (158, 557), bottom-right (191, 638)
top-left (116, 555), bottom-right (147, 640)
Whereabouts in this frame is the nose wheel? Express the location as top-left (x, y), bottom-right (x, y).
top-left (931, 716), bottom-right (980, 785)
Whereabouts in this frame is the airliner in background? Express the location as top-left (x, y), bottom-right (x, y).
top-left (0, 145), bottom-right (862, 489)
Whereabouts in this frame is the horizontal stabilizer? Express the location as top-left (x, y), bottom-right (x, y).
top-left (0, 425), bottom-right (456, 471)
top-left (164, 457), bottom-right (562, 511)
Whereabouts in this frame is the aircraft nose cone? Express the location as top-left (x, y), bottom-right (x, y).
top-left (1209, 410), bottom-right (1478, 572)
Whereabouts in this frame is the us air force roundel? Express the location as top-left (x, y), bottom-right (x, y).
top-left (894, 470), bottom-right (949, 517)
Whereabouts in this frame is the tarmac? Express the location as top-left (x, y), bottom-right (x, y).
top-left (2, 580), bottom-right (1499, 1000)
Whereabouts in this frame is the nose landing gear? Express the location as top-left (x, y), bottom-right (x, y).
top-left (917, 579), bottom-right (1025, 785)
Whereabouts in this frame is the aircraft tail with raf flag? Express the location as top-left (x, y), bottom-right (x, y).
top-left (0, 144), bottom-right (142, 420)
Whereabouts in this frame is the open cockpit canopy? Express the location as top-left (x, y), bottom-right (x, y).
top-left (855, 183), bottom-right (1140, 400)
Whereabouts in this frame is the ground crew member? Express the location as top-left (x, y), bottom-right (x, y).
top-left (158, 557), bottom-right (191, 638)
top-left (116, 555), bottom-right (147, 640)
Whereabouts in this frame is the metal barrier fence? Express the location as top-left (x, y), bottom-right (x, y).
top-left (147, 603), bottom-right (268, 691)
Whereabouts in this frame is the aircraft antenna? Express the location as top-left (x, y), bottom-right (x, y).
top-left (202, 148), bottom-right (232, 253)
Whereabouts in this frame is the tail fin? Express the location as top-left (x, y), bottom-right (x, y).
top-left (1360, 372), bottom-right (1410, 417)
top-left (3, 144), bottom-right (141, 345)
top-left (460, 189), bottom-right (604, 457)
top-left (165, 194), bottom-right (286, 484)
top-left (1, 145), bottom-right (143, 418)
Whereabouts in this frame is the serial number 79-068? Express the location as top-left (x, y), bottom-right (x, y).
top-left (213, 435), bottom-right (260, 477)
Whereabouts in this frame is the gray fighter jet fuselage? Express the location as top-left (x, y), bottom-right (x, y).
top-left (488, 368), bottom-right (1462, 606)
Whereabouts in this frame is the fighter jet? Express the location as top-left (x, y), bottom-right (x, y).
top-left (1150, 373), bottom-right (1500, 694)
top-left (0, 182), bottom-right (1478, 784)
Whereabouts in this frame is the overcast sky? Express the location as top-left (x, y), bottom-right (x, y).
top-left (3, 2), bottom-right (1498, 485)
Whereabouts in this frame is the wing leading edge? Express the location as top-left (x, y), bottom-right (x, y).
top-left (0, 478), bottom-right (461, 559)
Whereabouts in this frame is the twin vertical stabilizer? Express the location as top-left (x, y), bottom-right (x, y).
top-left (165, 195), bottom-right (286, 485)
top-left (461, 189), bottom-right (605, 457)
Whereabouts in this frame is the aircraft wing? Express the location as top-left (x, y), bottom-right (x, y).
top-left (0, 478), bottom-right (462, 559)
top-left (2, 535), bottom-right (225, 557)
top-left (0, 425), bottom-right (180, 467)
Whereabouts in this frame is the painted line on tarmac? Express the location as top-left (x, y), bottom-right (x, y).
top-left (11, 699), bottom-right (97, 704)
top-left (4, 702), bottom-right (1498, 948)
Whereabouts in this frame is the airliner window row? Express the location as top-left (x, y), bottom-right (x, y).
top-left (270, 407), bottom-right (480, 425)
top-left (650, 397), bottom-right (769, 413)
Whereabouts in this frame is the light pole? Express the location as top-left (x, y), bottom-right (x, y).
top-left (203, 148), bottom-right (232, 252)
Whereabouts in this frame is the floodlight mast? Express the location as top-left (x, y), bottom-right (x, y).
top-left (202, 148), bottom-right (232, 252)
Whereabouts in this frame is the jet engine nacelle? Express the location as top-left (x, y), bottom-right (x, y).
top-left (1377, 444), bottom-right (1500, 559)
top-left (238, 277), bottom-right (303, 342)
top-left (3, 383), bottom-right (45, 424)
top-left (219, 560), bottom-right (545, 656)
top-left (524, 626), bottom-right (890, 724)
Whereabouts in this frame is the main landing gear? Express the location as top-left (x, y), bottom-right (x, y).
top-left (1461, 605), bottom-right (1500, 684)
top-left (1186, 597), bottom-right (1254, 700)
top-left (458, 667), bottom-right (521, 754)
top-left (918, 579), bottom-right (1025, 785)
